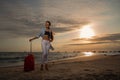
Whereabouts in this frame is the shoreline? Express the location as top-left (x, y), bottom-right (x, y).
top-left (0, 54), bottom-right (119, 68)
top-left (0, 54), bottom-right (120, 80)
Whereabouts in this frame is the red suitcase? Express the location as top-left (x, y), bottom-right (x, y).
top-left (24, 42), bottom-right (35, 72)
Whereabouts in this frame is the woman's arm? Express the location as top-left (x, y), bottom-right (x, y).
top-left (29, 36), bottom-right (38, 42)
top-left (29, 28), bottom-right (44, 42)
top-left (49, 31), bottom-right (54, 42)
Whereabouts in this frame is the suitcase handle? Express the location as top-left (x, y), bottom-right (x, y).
top-left (30, 42), bottom-right (32, 53)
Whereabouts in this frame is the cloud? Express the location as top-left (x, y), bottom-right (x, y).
top-left (70, 33), bottom-right (120, 45)
top-left (0, 14), bottom-right (89, 38)
top-left (69, 41), bottom-right (111, 46)
top-left (0, 0), bottom-right (91, 38)
top-left (0, 0), bottom-right (118, 39)
top-left (91, 33), bottom-right (120, 41)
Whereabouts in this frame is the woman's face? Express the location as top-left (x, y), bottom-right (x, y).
top-left (45, 22), bottom-right (50, 28)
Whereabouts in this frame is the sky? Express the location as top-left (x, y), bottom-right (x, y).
top-left (0, 0), bottom-right (120, 52)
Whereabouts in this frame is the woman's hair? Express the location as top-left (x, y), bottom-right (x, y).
top-left (46, 21), bottom-right (51, 26)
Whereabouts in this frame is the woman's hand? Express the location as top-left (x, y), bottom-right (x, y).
top-left (49, 39), bottom-right (53, 42)
top-left (29, 39), bottom-right (33, 42)
top-left (29, 37), bottom-right (38, 42)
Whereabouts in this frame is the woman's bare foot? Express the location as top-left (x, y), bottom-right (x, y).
top-left (40, 64), bottom-right (43, 71)
top-left (45, 64), bottom-right (49, 71)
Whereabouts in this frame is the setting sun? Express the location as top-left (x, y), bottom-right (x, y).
top-left (80, 25), bottom-right (95, 39)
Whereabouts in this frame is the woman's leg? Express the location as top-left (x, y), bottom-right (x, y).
top-left (41, 40), bottom-right (45, 64)
top-left (45, 41), bottom-right (50, 70)
top-left (41, 40), bottom-right (50, 70)
top-left (41, 40), bottom-right (47, 70)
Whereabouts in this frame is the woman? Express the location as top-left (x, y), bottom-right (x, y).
top-left (29, 21), bottom-right (54, 71)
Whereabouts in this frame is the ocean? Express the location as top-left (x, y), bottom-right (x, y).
top-left (0, 52), bottom-right (119, 67)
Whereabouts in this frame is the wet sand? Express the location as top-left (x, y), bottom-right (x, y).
top-left (0, 55), bottom-right (120, 80)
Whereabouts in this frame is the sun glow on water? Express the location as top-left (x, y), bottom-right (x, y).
top-left (84, 52), bottom-right (94, 56)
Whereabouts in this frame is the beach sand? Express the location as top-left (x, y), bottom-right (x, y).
top-left (0, 55), bottom-right (120, 80)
